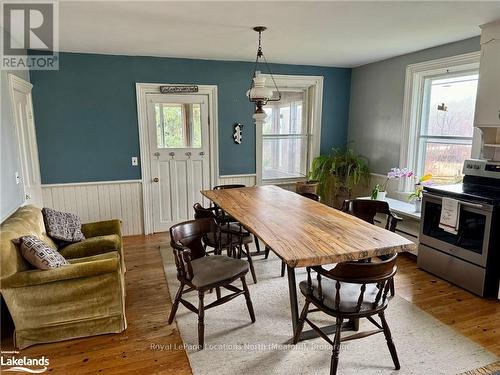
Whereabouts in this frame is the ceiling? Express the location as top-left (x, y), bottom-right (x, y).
top-left (57, 1), bottom-right (500, 67)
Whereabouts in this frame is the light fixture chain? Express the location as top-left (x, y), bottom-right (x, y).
top-left (261, 53), bottom-right (281, 101)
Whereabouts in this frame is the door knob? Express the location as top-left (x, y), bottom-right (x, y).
top-left (153, 177), bottom-right (159, 183)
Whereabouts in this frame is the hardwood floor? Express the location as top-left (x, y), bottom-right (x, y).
top-left (1, 234), bottom-right (499, 374)
top-left (1, 233), bottom-right (191, 374)
top-left (395, 255), bottom-right (500, 356)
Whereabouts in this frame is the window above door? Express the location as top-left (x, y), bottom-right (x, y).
top-left (154, 103), bottom-right (202, 149)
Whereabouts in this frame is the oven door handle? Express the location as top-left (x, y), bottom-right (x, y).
top-left (459, 201), bottom-right (484, 209)
top-left (424, 193), bottom-right (487, 210)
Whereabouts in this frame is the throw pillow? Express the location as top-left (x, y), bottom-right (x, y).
top-left (13, 235), bottom-right (69, 270)
top-left (42, 207), bottom-right (85, 243)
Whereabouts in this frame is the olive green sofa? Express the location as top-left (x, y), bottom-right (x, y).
top-left (0, 205), bottom-right (127, 349)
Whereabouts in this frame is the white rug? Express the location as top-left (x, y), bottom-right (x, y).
top-left (160, 246), bottom-right (498, 375)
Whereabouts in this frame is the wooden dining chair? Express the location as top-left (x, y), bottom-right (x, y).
top-left (213, 184), bottom-right (262, 254)
top-left (168, 218), bottom-right (256, 349)
top-left (193, 203), bottom-right (257, 284)
top-left (293, 254), bottom-right (400, 375)
top-left (341, 199), bottom-right (402, 296)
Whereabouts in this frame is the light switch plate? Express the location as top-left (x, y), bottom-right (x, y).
top-left (131, 157), bottom-right (138, 166)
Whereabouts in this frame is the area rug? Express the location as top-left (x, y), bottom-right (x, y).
top-left (160, 246), bottom-right (498, 375)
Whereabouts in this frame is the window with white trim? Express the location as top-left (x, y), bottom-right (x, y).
top-left (400, 53), bottom-right (480, 190)
top-left (255, 74), bottom-right (323, 185)
top-left (416, 72), bottom-right (479, 184)
top-left (262, 90), bottom-right (308, 180)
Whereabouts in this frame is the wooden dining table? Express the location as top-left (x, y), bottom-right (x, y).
top-left (201, 185), bottom-right (416, 339)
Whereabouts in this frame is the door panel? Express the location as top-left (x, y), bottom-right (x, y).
top-left (9, 76), bottom-right (43, 207)
top-left (147, 94), bottom-right (210, 232)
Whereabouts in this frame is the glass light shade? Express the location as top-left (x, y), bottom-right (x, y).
top-left (247, 74), bottom-right (273, 101)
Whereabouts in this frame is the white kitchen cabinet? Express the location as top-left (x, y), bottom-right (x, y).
top-left (475, 21), bottom-right (500, 128)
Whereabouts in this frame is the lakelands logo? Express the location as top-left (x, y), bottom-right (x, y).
top-left (1, 0), bottom-right (59, 70)
top-left (0, 352), bottom-right (49, 373)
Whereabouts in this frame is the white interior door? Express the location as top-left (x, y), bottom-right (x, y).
top-left (8, 75), bottom-right (43, 207)
top-left (147, 94), bottom-right (210, 232)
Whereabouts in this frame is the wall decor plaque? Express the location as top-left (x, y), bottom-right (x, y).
top-left (160, 85), bottom-right (199, 94)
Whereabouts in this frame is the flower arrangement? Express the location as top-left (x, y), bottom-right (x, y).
top-left (371, 168), bottom-right (414, 200)
top-left (408, 174), bottom-right (433, 201)
top-left (408, 173), bottom-right (432, 212)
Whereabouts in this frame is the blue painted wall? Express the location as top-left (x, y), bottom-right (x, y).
top-left (29, 52), bottom-right (351, 184)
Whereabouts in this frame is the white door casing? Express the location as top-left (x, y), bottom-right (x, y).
top-left (8, 74), bottom-right (43, 207)
top-left (147, 94), bottom-right (210, 232)
top-left (136, 83), bottom-right (218, 234)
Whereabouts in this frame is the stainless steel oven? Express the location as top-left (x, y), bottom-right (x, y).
top-left (420, 193), bottom-right (493, 267)
top-left (418, 183), bottom-right (499, 297)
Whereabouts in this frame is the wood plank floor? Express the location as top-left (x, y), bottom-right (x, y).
top-left (1, 233), bottom-right (499, 374)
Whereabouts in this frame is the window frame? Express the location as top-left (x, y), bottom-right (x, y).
top-left (262, 90), bottom-right (309, 181)
top-left (415, 71), bottom-right (478, 181)
top-left (399, 52), bottom-right (481, 192)
top-left (255, 74), bottom-right (324, 185)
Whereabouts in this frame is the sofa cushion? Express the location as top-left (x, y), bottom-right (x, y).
top-left (1, 205), bottom-right (58, 280)
top-left (42, 207), bottom-right (85, 243)
top-left (14, 235), bottom-right (69, 270)
top-left (59, 234), bottom-right (121, 260)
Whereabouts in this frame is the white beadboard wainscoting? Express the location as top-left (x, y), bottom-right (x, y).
top-left (217, 174), bottom-right (297, 192)
top-left (41, 180), bottom-right (144, 236)
top-left (41, 175), bottom-right (300, 236)
top-left (217, 174), bottom-right (257, 186)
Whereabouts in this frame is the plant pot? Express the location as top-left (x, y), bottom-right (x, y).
top-left (296, 180), bottom-right (319, 194)
top-left (377, 191), bottom-right (387, 200)
top-left (332, 186), bottom-right (350, 209)
top-left (414, 199), bottom-right (422, 213)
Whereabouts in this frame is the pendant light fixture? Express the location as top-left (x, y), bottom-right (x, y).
top-left (246, 26), bottom-right (281, 114)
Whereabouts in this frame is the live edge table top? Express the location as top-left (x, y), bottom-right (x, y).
top-left (201, 185), bottom-right (416, 268)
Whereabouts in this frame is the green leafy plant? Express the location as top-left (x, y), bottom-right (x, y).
top-left (309, 146), bottom-right (370, 206)
top-left (371, 184), bottom-right (382, 200)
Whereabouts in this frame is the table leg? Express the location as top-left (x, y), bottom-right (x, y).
top-left (287, 265), bottom-right (299, 336)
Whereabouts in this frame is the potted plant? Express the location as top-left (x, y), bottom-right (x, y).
top-left (408, 174), bottom-right (432, 212)
top-left (296, 179), bottom-right (320, 195)
top-left (371, 168), bottom-right (414, 200)
top-left (309, 146), bottom-right (370, 208)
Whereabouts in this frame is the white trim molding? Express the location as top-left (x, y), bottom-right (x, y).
top-left (399, 51), bottom-right (480, 191)
top-left (256, 74), bottom-right (324, 186)
top-left (135, 83), bottom-right (218, 234)
top-left (42, 179), bottom-right (142, 188)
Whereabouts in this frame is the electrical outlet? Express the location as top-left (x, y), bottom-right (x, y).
top-left (15, 172), bottom-right (21, 184)
top-left (131, 157), bottom-right (139, 166)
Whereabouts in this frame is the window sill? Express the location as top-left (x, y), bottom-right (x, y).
top-left (261, 178), bottom-right (306, 186)
top-left (361, 196), bottom-right (421, 220)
